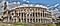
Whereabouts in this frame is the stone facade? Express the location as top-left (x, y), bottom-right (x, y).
top-left (2, 2), bottom-right (52, 24)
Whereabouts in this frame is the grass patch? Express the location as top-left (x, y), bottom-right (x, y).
top-left (14, 23), bottom-right (29, 26)
top-left (13, 23), bottom-right (56, 26)
top-left (47, 24), bottom-right (56, 26)
top-left (56, 23), bottom-right (60, 26)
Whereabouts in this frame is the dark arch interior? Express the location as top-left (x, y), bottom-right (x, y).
top-left (58, 16), bottom-right (60, 18)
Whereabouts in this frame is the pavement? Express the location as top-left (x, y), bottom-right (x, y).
top-left (0, 21), bottom-right (13, 26)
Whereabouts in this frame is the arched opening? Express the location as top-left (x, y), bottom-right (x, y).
top-left (58, 16), bottom-right (60, 18)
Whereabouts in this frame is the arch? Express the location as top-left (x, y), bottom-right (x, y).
top-left (58, 16), bottom-right (60, 18)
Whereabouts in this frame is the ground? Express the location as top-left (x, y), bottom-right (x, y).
top-left (13, 23), bottom-right (56, 26)
top-left (55, 23), bottom-right (60, 26)
top-left (0, 23), bottom-right (57, 26)
top-left (0, 21), bottom-right (57, 26)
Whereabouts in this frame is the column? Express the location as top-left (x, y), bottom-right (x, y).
top-left (42, 11), bottom-right (43, 23)
top-left (29, 14), bottom-right (30, 22)
top-left (7, 11), bottom-right (10, 22)
top-left (7, 15), bottom-right (10, 23)
top-left (16, 11), bottom-right (18, 23)
top-left (45, 19), bottom-right (46, 23)
top-left (16, 17), bottom-right (17, 22)
top-left (18, 11), bottom-right (19, 16)
top-left (18, 10), bottom-right (20, 22)
top-left (34, 9), bottom-right (36, 23)
top-left (45, 13), bottom-right (47, 23)
top-left (19, 10), bottom-right (21, 22)
top-left (23, 9), bottom-right (24, 23)
top-left (20, 10), bottom-right (22, 23)
top-left (26, 9), bottom-right (28, 23)
top-left (29, 10), bottom-right (30, 22)
top-left (42, 12), bottom-right (43, 18)
top-left (12, 16), bottom-right (14, 23)
top-left (45, 13), bottom-right (46, 18)
top-left (44, 9), bottom-right (45, 17)
top-left (51, 19), bottom-right (52, 23)
top-left (37, 9), bottom-right (39, 23)
top-left (32, 12), bottom-right (33, 23)
top-left (7, 11), bottom-right (9, 23)
top-left (40, 11), bottom-right (41, 23)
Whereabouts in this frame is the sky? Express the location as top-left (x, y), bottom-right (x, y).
top-left (6, 0), bottom-right (60, 5)
top-left (0, 0), bottom-right (60, 16)
top-left (6, 0), bottom-right (60, 10)
top-left (0, 0), bottom-right (60, 11)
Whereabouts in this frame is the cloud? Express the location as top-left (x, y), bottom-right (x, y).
top-left (0, 0), bottom-right (5, 14)
top-left (23, 0), bottom-right (26, 1)
top-left (54, 3), bottom-right (59, 7)
top-left (0, 0), bottom-right (6, 3)
top-left (26, 1), bottom-right (29, 3)
top-left (7, 2), bottom-right (20, 10)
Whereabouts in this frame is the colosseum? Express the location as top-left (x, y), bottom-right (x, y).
top-left (2, 2), bottom-right (52, 24)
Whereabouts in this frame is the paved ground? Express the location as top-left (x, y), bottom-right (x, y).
top-left (0, 21), bottom-right (13, 26)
